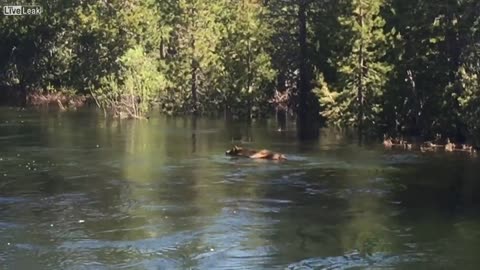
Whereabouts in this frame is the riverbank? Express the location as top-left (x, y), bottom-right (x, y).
top-left (0, 87), bottom-right (91, 110)
top-left (27, 90), bottom-right (90, 111)
top-left (383, 136), bottom-right (479, 156)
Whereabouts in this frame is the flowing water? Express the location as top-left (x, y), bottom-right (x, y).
top-left (0, 107), bottom-right (480, 269)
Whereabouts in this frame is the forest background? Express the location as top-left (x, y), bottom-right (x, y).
top-left (1, 0), bottom-right (479, 143)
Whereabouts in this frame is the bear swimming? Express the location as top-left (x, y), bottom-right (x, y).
top-left (225, 145), bottom-right (287, 160)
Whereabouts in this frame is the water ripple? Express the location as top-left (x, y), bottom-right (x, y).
top-left (287, 251), bottom-right (431, 270)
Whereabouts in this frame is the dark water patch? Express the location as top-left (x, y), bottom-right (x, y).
top-left (191, 128), bottom-right (221, 134)
top-left (335, 187), bottom-right (392, 199)
top-left (194, 246), bottom-right (279, 270)
top-left (59, 231), bottom-right (199, 253)
top-left (112, 258), bottom-right (180, 270)
top-left (0, 221), bottom-right (21, 231)
top-left (0, 196), bottom-right (28, 204)
top-left (219, 198), bottom-right (294, 216)
top-left (0, 134), bottom-right (32, 140)
top-left (242, 198), bottom-right (292, 204)
top-left (383, 153), bottom-right (423, 166)
top-left (287, 251), bottom-right (433, 270)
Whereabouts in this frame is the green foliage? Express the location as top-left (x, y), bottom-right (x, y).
top-left (157, 0), bottom-right (275, 116)
top-left (1, 0), bottom-right (480, 144)
top-left (324, 0), bottom-right (392, 130)
top-left (0, 0), bottom-right (77, 91)
top-left (120, 47), bottom-right (167, 113)
top-left (93, 46), bottom-right (167, 118)
top-left (380, 0), bottom-right (475, 138)
top-left (70, 0), bottom-right (168, 117)
top-left (314, 73), bottom-right (344, 125)
top-left (458, 12), bottom-right (480, 142)
top-left (217, 0), bottom-right (276, 116)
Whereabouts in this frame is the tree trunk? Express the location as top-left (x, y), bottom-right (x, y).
top-left (357, 5), bottom-right (364, 137)
top-left (298, 0), bottom-right (308, 119)
top-left (191, 36), bottom-right (198, 115)
top-left (247, 39), bottom-right (252, 119)
top-left (276, 107), bottom-right (287, 131)
top-left (190, 4), bottom-right (198, 115)
top-left (445, 4), bottom-right (464, 141)
top-left (406, 69), bottom-right (421, 135)
top-left (296, 0), bottom-right (319, 140)
top-left (191, 116), bottom-right (197, 153)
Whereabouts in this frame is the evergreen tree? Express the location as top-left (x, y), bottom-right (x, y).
top-left (382, 0), bottom-right (470, 138)
top-left (318, 0), bottom-right (392, 133)
top-left (1, 0), bottom-right (480, 144)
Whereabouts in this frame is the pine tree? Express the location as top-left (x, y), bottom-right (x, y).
top-left (216, 0), bottom-right (275, 117)
top-left (320, 0), bottom-right (392, 133)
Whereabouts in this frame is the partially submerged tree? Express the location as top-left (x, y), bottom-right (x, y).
top-left (93, 46), bottom-right (167, 119)
top-left (318, 0), bottom-right (392, 135)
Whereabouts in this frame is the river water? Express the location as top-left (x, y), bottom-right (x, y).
top-left (0, 107), bottom-right (479, 269)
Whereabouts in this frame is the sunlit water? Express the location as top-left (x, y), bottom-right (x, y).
top-left (1, 107), bottom-right (480, 269)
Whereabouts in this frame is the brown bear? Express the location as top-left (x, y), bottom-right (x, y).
top-left (225, 145), bottom-right (287, 160)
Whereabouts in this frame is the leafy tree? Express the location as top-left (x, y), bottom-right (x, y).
top-left (2, 0), bottom-right (480, 146)
top-left (94, 46), bottom-right (167, 118)
top-left (457, 0), bottom-right (480, 143)
top-left (218, 0), bottom-right (276, 117)
top-left (318, 0), bottom-right (392, 133)
top-left (382, 0), bottom-right (469, 138)
top-left (0, 0), bottom-right (78, 102)
top-left (160, 0), bottom-right (274, 117)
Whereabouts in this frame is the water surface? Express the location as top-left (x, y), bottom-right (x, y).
top-left (1, 107), bottom-right (480, 269)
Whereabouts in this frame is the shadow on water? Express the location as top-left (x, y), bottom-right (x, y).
top-left (1, 107), bottom-right (480, 269)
